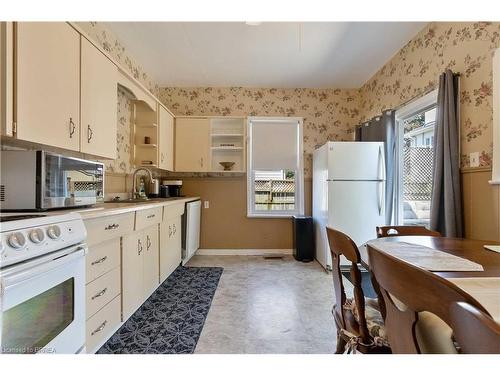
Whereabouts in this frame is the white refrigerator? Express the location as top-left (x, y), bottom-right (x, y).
top-left (313, 142), bottom-right (386, 270)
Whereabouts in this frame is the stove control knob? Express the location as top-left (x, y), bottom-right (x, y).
top-left (8, 232), bottom-right (26, 249)
top-left (47, 225), bottom-right (62, 239)
top-left (29, 228), bottom-right (45, 244)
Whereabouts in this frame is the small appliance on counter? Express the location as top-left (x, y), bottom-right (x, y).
top-left (161, 180), bottom-right (183, 198)
top-left (148, 178), bottom-right (160, 198)
top-left (0, 150), bottom-right (104, 211)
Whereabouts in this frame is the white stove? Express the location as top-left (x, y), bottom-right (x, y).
top-left (0, 212), bottom-right (87, 354)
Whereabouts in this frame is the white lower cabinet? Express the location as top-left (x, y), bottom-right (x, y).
top-left (122, 224), bottom-right (160, 321)
top-left (160, 216), bottom-right (182, 283)
top-left (143, 224), bottom-right (160, 297)
top-left (83, 202), bottom-right (188, 353)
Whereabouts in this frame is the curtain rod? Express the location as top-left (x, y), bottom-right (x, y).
top-left (357, 71), bottom-right (461, 127)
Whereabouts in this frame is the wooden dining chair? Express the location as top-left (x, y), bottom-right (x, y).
top-left (450, 302), bottom-right (500, 354)
top-left (326, 227), bottom-right (391, 354)
top-left (376, 225), bottom-right (441, 238)
top-left (368, 246), bottom-right (496, 353)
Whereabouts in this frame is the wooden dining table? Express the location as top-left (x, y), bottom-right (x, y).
top-left (360, 236), bottom-right (500, 323)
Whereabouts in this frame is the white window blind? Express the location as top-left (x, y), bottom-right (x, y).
top-left (250, 119), bottom-right (300, 170)
top-left (247, 117), bottom-right (304, 217)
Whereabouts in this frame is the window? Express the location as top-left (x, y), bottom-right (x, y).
top-left (395, 90), bottom-right (437, 227)
top-left (247, 117), bottom-right (304, 217)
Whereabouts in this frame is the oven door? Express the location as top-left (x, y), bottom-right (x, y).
top-left (40, 151), bottom-right (104, 209)
top-left (0, 244), bottom-right (86, 354)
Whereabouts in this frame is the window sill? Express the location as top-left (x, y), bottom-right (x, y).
top-left (247, 213), bottom-right (299, 219)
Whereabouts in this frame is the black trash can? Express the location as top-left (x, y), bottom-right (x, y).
top-left (292, 215), bottom-right (314, 262)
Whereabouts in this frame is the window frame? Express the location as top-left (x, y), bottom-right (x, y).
top-left (492, 47), bottom-right (500, 184)
top-left (394, 89), bottom-right (438, 225)
top-left (246, 116), bottom-right (304, 218)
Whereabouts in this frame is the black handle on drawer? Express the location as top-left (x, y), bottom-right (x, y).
top-left (105, 223), bottom-right (119, 230)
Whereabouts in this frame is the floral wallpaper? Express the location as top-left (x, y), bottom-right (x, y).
top-left (158, 87), bottom-right (360, 177)
top-left (100, 87), bottom-right (134, 174)
top-left (81, 21), bottom-right (499, 174)
top-left (358, 22), bottom-right (500, 168)
top-left (76, 22), bottom-right (159, 96)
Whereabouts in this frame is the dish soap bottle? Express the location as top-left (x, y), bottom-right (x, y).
top-left (138, 177), bottom-right (147, 198)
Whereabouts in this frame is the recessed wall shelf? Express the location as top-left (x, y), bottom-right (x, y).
top-left (210, 118), bottom-right (246, 172)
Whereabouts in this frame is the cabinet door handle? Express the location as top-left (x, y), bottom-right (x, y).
top-left (69, 117), bottom-right (76, 138)
top-left (91, 256), bottom-right (107, 266)
top-left (146, 235), bottom-right (151, 250)
top-left (173, 224), bottom-right (176, 235)
top-left (200, 157), bottom-right (204, 167)
top-left (87, 124), bottom-right (93, 143)
top-left (169, 225), bottom-right (172, 238)
top-left (138, 239), bottom-right (143, 255)
top-left (91, 320), bottom-right (108, 336)
top-left (161, 153), bottom-right (164, 163)
top-left (91, 287), bottom-right (108, 300)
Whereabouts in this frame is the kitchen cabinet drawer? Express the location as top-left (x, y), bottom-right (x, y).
top-left (86, 238), bottom-right (121, 283)
top-left (86, 267), bottom-right (121, 319)
top-left (163, 203), bottom-right (185, 221)
top-left (84, 212), bottom-right (135, 246)
top-left (86, 295), bottom-right (121, 353)
top-left (135, 207), bottom-right (162, 231)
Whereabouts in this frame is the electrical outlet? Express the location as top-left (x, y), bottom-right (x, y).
top-left (204, 201), bottom-right (210, 209)
top-left (470, 152), bottom-right (480, 168)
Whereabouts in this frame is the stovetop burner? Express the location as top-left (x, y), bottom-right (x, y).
top-left (0, 214), bottom-right (47, 223)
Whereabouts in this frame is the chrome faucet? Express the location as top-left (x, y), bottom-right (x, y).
top-left (132, 168), bottom-right (154, 199)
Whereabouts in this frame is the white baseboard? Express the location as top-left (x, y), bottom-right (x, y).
top-left (196, 248), bottom-right (293, 256)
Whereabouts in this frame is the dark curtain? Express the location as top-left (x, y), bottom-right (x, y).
top-left (355, 110), bottom-right (396, 225)
top-left (430, 70), bottom-right (463, 237)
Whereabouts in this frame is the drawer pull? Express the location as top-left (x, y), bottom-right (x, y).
top-left (91, 320), bottom-right (108, 336)
top-left (146, 214), bottom-right (155, 219)
top-left (91, 287), bottom-right (108, 300)
top-left (104, 223), bottom-right (119, 230)
top-left (91, 256), bottom-right (108, 266)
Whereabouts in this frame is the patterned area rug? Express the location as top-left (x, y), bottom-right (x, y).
top-left (97, 266), bottom-right (223, 354)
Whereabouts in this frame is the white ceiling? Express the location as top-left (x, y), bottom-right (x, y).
top-left (104, 22), bottom-right (426, 88)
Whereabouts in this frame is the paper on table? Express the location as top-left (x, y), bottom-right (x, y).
top-left (446, 277), bottom-right (500, 323)
top-left (484, 245), bottom-right (500, 254)
top-left (369, 241), bottom-right (484, 272)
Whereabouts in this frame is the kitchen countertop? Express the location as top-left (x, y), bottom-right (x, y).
top-left (18, 197), bottom-right (200, 220)
top-left (74, 197), bottom-right (200, 220)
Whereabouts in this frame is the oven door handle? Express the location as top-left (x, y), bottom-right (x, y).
top-left (0, 244), bottom-right (87, 288)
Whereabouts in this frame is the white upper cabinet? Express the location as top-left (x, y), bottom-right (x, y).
top-left (81, 37), bottom-right (118, 159)
top-left (175, 118), bottom-right (211, 172)
top-left (16, 22), bottom-right (81, 151)
top-left (158, 105), bottom-right (174, 171)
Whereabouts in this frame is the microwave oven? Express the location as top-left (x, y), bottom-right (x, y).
top-left (0, 150), bottom-right (104, 210)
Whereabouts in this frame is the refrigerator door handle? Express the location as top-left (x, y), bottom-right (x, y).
top-left (378, 180), bottom-right (385, 216)
top-left (378, 145), bottom-right (386, 181)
